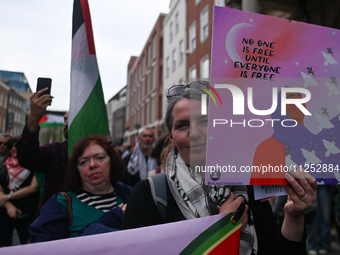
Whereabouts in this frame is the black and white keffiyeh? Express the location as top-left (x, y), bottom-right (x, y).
top-left (127, 144), bottom-right (157, 180)
top-left (165, 150), bottom-right (258, 255)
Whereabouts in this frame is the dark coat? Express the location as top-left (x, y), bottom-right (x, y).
top-left (29, 181), bottom-right (131, 243)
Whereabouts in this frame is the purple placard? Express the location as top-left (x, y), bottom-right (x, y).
top-left (0, 214), bottom-right (227, 255)
top-left (204, 7), bottom-right (340, 185)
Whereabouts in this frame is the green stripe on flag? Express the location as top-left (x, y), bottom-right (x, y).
top-left (180, 212), bottom-right (241, 255)
top-left (40, 122), bottom-right (64, 127)
top-left (68, 76), bottom-right (108, 155)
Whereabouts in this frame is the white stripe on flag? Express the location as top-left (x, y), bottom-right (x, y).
top-left (69, 23), bottom-right (99, 127)
top-left (45, 114), bottom-right (64, 124)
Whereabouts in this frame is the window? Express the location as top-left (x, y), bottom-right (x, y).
top-left (189, 66), bottom-right (197, 80)
top-left (140, 106), bottom-right (144, 126)
top-left (159, 66), bottom-right (163, 86)
top-left (151, 96), bottom-right (155, 122)
top-left (201, 56), bottom-right (210, 79)
top-left (159, 38), bottom-right (163, 59)
top-left (146, 45), bottom-right (151, 67)
top-left (148, 45), bottom-right (152, 66)
top-left (138, 63), bottom-right (141, 78)
top-left (195, 0), bottom-right (201, 5)
top-left (166, 57), bottom-right (170, 77)
top-left (141, 80), bottom-right (144, 100)
top-left (214, 0), bottom-right (225, 6)
top-left (145, 101), bottom-right (149, 124)
top-left (146, 73), bottom-right (149, 95)
top-left (172, 49), bottom-right (176, 72)
top-left (152, 66), bottom-right (156, 90)
top-left (179, 40), bottom-right (184, 64)
top-left (141, 55), bottom-right (145, 74)
top-left (170, 22), bottom-right (173, 42)
top-left (189, 22), bottom-right (196, 53)
top-left (152, 33), bottom-right (157, 60)
top-left (200, 7), bottom-right (209, 42)
top-left (0, 93), bottom-right (2, 107)
top-left (134, 111), bottom-right (137, 126)
top-left (126, 106), bottom-right (129, 121)
top-left (175, 13), bottom-right (179, 34)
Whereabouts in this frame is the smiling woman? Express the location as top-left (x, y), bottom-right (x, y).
top-left (122, 84), bottom-right (318, 255)
top-left (29, 136), bottom-right (132, 243)
top-left (168, 98), bottom-right (208, 167)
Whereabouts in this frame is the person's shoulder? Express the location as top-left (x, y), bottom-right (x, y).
top-left (114, 181), bottom-right (132, 193)
top-left (134, 179), bottom-right (151, 191)
top-left (36, 193), bottom-right (69, 224)
top-left (129, 179), bottom-right (152, 199)
top-left (56, 191), bottom-right (76, 204)
top-left (122, 152), bottom-right (132, 163)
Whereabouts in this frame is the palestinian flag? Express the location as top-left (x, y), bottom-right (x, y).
top-left (180, 212), bottom-right (242, 255)
top-left (69, 0), bottom-right (109, 155)
top-left (39, 114), bottom-right (64, 127)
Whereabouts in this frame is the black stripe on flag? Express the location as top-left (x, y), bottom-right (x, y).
top-left (72, 0), bottom-right (84, 38)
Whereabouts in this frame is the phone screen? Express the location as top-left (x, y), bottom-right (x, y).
top-left (36, 77), bottom-right (52, 95)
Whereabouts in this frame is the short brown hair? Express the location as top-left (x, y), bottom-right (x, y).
top-left (6, 137), bottom-right (18, 155)
top-left (64, 135), bottom-right (126, 191)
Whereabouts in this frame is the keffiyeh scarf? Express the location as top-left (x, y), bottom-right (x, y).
top-left (6, 157), bottom-right (30, 191)
top-left (166, 150), bottom-right (258, 255)
top-left (127, 144), bottom-right (157, 180)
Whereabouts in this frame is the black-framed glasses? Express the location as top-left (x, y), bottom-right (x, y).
top-left (166, 81), bottom-right (210, 98)
top-left (0, 142), bottom-right (7, 146)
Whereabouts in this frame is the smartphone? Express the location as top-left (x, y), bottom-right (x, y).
top-left (16, 212), bottom-right (29, 219)
top-left (36, 77), bottom-right (52, 95)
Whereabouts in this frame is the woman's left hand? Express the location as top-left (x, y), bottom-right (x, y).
top-left (284, 169), bottom-right (317, 219)
top-left (6, 203), bottom-right (21, 219)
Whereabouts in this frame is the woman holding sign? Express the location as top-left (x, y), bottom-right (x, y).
top-left (122, 83), bottom-right (317, 255)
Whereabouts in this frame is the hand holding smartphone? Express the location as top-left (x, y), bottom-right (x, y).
top-left (36, 77), bottom-right (52, 96)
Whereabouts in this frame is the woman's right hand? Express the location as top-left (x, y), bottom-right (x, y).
top-left (0, 194), bottom-right (8, 207)
top-left (219, 192), bottom-right (249, 230)
top-left (119, 203), bottom-right (127, 213)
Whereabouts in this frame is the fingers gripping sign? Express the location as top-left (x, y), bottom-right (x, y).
top-left (284, 168), bottom-right (317, 219)
top-left (219, 192), bottom-right (249, 231)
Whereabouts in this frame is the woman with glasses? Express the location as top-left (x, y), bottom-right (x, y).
top-left (29, 135), bottom-right (131, 243)
top-left (0, 137), bottom-right (39, 247)
top-left (122, 83), bottom-right (317, 254)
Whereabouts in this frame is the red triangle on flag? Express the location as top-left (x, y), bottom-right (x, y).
top-left (39, 114), bottom-right (48, 125)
